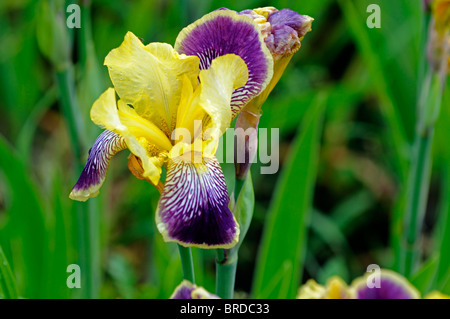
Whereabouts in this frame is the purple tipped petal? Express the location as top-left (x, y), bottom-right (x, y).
top-left (70, 130), bottom-right (127, 201)
top-left (265, 24), bottom-right (299, 56)
top-left (353, 270), bottom-right (419, 299)
top-left (175, 10), bottom-right (273, 118)
top-left (156, 155), bottom-right (239, 248)
top-left (268, 9), bottom-right (309, 35)
top-left (263, 9), bottom-right (313, 57)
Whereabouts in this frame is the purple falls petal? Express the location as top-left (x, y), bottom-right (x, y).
top-left (69, 130), bottom-right (127, 201)
top-left (353, 270), bottom-right (420, 299)
top-left (175, 10), bottom-right (273, 118)
top-left (156, 155), bottom-right (239, 248)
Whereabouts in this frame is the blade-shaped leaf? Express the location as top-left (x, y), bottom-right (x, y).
top-left (0, 246), bottom-right (19, 299)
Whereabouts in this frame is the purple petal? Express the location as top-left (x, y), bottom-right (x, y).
top-left (264, 24), bottom-right (299, 56)
top-left (268, 9), bottom-right (311, 37)
top-left (170, 280), bottom-right (220, 299)
top-left (170, 281), bottom-right (195, 299)
top-left (156, 155), bottom-right (239, 248)
top-left (263, 9), bottom-right (313, 57)
top-left (238, 9), bottom-right (254, 15)
top-left (70, 130), bottom-right (127, 201)
top-left (353, 270), bottom-right (419, 299)
top-left (175, 10), bottom-right (273, 118)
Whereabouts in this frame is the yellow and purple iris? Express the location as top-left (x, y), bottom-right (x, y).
top-left (350, 270), bottom-right (420, 299)
top-left (297, 270), bottom-right (421, 299)
top-left (69, 10), bottom-right (275, 248)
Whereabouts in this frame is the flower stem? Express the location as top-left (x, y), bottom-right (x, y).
top-left (402, 127), bottom-right (434, 277)
top-left (178, 244), bottom-right (195, 283)
top-left (215, 249), bottom-right (237, 299)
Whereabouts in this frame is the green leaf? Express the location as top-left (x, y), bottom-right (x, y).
top-left (252, 95), bottom-right (326, 299)
top-left (0, 245), bottom-right (19, 299)
top-left (35, 0), bottom-right (70, 70)
top-left (317, 256), bottom-right (350, 285)
top-left (435, 168), bottom-right (450, 290)
top-left (0, 135), bottom-right (48, 298)
top-left (337, 0), bottom-right (411, 181)
top-left (106, 251), bottom-right (137, 299)
top-left (410, 256), bottom-right (437, 295)
top-left (310, 210), bottom-right (351, 255)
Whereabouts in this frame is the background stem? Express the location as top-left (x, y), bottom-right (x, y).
top-left (402, 128), bottom-right (434, 277)
top-left (178, 245), bottom-right (195, 283)
top-left (215, 249), bottom-right (237, 299)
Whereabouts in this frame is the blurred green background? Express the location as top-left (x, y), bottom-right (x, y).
top-left (0, 0), bottom-right (449, 299)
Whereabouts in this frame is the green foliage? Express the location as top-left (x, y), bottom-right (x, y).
top-left (0, 245), bottom-right (19, 299)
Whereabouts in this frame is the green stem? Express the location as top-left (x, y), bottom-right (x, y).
top-left (214, 177), bottom-right (245, 299)
top-left (402, 128), bottom-right (434, 277)
top-left (178, 245), bottom-right (195, 283)
top-left (215, 249), bottom-right (237, 299)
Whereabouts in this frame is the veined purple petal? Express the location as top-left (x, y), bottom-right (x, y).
top-left (175, 10), bottom-right (273, 118)
top-left (70, 130), bottom-right (127, 201)
top-left (352, 270), bottom-right (420, 299)
top-left (156, 155), bottom-right (239, 248)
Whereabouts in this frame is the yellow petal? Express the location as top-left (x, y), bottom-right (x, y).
top-left (175, 75), bottom-right (205, 142)
top-left (104, 32), bottom-right (200, 134)
top-left (117, 100), bottom-right (173, 151)
top-left (90, 88), bottom-right (168, 185)
top-left (425, 291), bottom-right (450, 299)
top-left (90, 87), bottom-right (126, 131)
top-left (198, 54), bottom-right (248, 153)
top-left (201, 54), bottom-right (248, 155)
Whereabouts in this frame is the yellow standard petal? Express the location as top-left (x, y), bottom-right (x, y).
top-left (198, 54), bottom-right (248, 156)
top-left (104, 32), bottom-right (200, 135)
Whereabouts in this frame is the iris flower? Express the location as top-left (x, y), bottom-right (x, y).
top-left (69, 10), bottom-right (273, 249)
top-left (297, 270), bottom-right (420, 299)
top-left (350, 269), bottom-right (420, 299)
